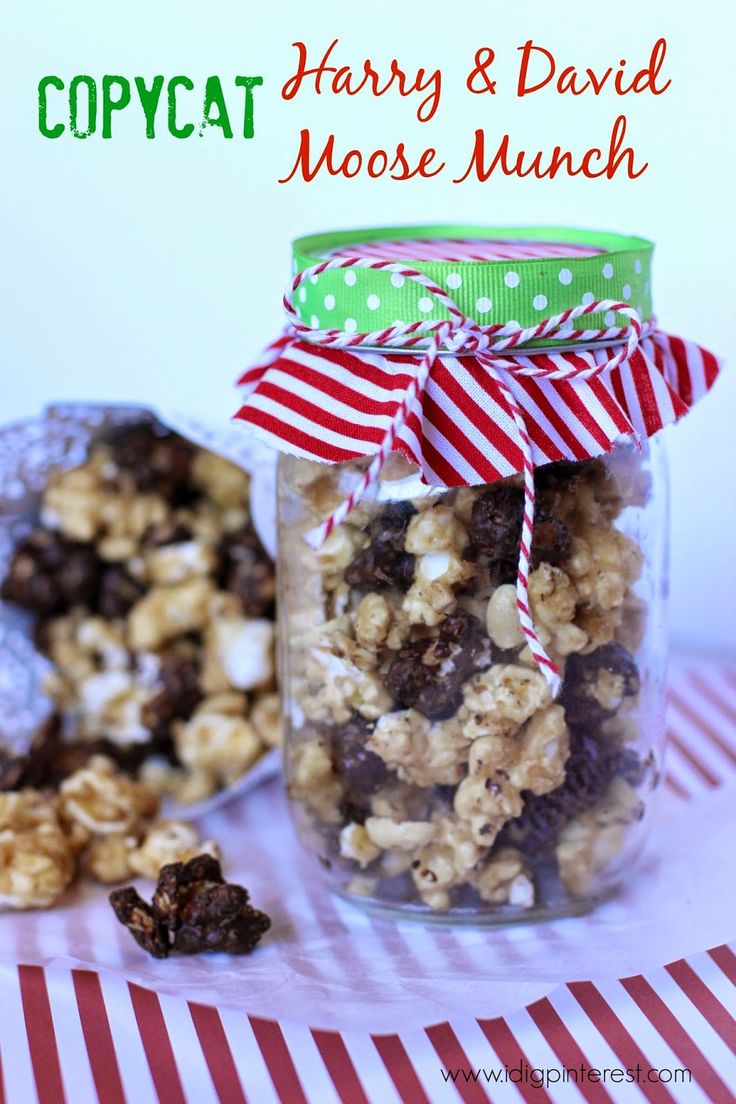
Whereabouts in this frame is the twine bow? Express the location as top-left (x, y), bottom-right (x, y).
top-left (280, 257), bottom-right (647, 697)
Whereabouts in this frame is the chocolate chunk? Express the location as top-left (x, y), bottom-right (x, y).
top-left (501, 731), bottom-right (644, 856)
top-left (111, 855), bottom-right (270, 958)
top-left (469, 484), bottom-right (570, 570)
top-left (329, 715), bottom-right (389, 794)
top-left (385, 611), bottom-right (493, 720)
top-left (97, 565), bottom-right (146, 619)
top-left (559, 643), bottom-right (640, 727)
top-left (109, 886), bottom-right (170, 958)
top-left (217, 524), bottom-right (275, 618)
top-left (344, 502), bottom-right (416, 591)
top-left (106, 424), bottom-right (195, 497)
top-left (469, 485), bottom-right (524, 563)
top-left (1, 529), bottom-right (100, 614)
top-left (141, 654), bottom-right (202, 740)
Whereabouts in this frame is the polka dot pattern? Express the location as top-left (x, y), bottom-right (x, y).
top-left (291, 236), bottom-right (653, 337)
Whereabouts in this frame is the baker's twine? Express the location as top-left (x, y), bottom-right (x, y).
top-left (279, 257), bottom-right (647, 697)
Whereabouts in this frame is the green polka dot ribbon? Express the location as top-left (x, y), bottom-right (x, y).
top-left (291, 225), bottom-right (653, 343)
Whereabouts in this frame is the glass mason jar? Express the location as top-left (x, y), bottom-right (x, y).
top-left (278, 438), bottom-right (668, 924)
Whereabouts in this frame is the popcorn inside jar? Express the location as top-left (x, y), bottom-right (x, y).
top-left (235, 225), bottom-right (719, 922)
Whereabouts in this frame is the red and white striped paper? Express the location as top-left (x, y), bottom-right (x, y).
top-left (236, 332), bottom-right (719, 488)
top-left (1, 659), bottom-right (736, 1103)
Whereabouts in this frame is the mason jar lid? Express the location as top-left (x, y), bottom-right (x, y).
top-left (291, 225), bottom-right (654, 338)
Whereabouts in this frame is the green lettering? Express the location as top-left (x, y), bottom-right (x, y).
top-left (101, 75), bottom-right (131, 139)
top-left (69, 75), bottom-right (97, 139)
top-left (135, 76), bottom-right (165, 138)
top-left (168, 76), bottom-right (194, 138)
top-left (234, 75), bottom-right (263, 138)
top-left (199, 75), bottom-right (232, 137)
top-left (38, 76), bottom-right (64, 138)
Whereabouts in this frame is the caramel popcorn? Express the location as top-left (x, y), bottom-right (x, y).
top-left (128, 820), bottom-right (220, 880)
top-left (556, 777), bottom-right (643, 895)
top-left (1, 422), bottom-right (278, 806)
top-left (59, 755), bottom-right (159, 835)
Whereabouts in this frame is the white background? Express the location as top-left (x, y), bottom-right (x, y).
top-left (0, 0), bottom-right (734, 655)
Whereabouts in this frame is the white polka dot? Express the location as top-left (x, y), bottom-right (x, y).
top-left (602, 263), bottom-right (614, 280)
top-left (324, 294), bottom-right (335, 310)
top-left (507, 320), bottom-right (521, 330)
top-left (344, 317), bottom-right (357, 333)
top-left (475, 296), bottom-right (492, 314)
top-left (504, 271), bottom-right (520, 288)
top-left (532, 294), bottom-right (547, 311)
top-left (418, 297), bottom-right (434, 313)
top-left (644, 281), bottom-right (651, 295)
top-left (446, 272), bottom-right (462, 289)
top-left (581, 292), bottom-right (595, 306)
top-left (344, 270), bottom-right (357, 286)
top-left (298, 286), bottom-right (307, 303)
top-left (391, 320), bottom-right (405, 328)
top-left (390, 272), bottom-right (405, 288)
top-left (634, 259), bottom-right (642, 274)
top-left (295, 307), bottom-right (302, 319)
top-left (366, 294), bottom-right (380, 311)
top-left (559, 268), bottom-right (573, 285)
top-left (604, 311), bottom-right (616, 327)
top-left (309, 274), bottom-right (319, 285)
top-left (622, 284), bottom-right (631, 300)
top-left (292, 258), bottom-right (298, 274)
top-left (310, 314), bottom-right (319, 328)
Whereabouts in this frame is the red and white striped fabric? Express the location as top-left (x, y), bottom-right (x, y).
top-left (236, 331), bottom-right (719, 487)
top-left (1, 659), bottom-right (736, 1104)
top-left (323, 237), bottom-right (605, 263)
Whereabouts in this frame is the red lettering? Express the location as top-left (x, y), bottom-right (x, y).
top-left (517, 41), bottom-right (556, 96)
top-left (453, 117), bottom-right (647, 183)
top-left (279, 130), bottom-right (445, 183)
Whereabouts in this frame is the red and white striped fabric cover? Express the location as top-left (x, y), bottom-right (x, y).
top-left (1, 660), bottom-right (736, 1104)
top-left (322, 237), bottom-right (605, 263)
top-left (236, 332), bottom-right (719, 486)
